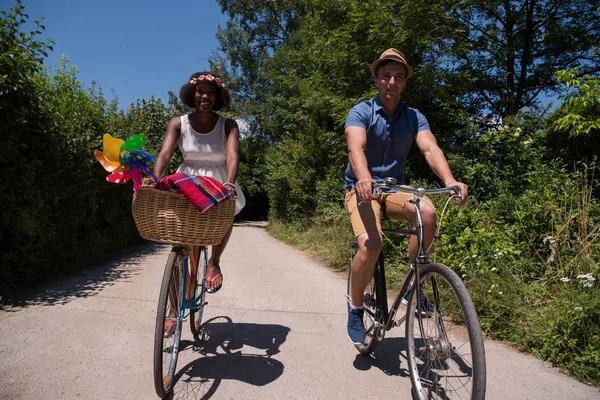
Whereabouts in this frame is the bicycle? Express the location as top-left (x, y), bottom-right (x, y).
top-left (153, 245), bottom-right (209, 398)
top-left (131, 184), bottom-right (236, 399)
top-left (346, 178), bottom-right (486, 400)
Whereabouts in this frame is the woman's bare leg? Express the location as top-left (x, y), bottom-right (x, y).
top-left (206, 225), bottom-right (233, 290)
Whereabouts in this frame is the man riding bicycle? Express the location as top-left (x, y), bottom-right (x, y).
top-left (344, 48), bottom-right (468, 345)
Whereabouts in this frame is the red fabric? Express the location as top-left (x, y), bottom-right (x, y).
top-left (155, 173), bottom-right (234, 213)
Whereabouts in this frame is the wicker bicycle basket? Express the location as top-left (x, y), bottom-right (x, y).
top-left (132, 187), bottom-right (236, 246)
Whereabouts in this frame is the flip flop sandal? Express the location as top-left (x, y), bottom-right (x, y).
top-left (205, 265), bottom-right (223, 294)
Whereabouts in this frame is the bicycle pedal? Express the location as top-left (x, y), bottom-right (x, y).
top-left (374, 324), bottom-right (386, 341)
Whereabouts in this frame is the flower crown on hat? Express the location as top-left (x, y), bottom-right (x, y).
top-left (189, 74), bottom-right (225, 88)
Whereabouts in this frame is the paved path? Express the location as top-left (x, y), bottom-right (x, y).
top-left (1, 222), bottom-right (599, 399)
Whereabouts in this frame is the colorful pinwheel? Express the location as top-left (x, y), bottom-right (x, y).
top-left (94, 133), bottom-right (157, 190)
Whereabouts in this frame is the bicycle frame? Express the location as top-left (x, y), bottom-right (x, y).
top-left (367, 181), bottom-right (460, 334)
top-left (179, 246), bottom-right (208, 316)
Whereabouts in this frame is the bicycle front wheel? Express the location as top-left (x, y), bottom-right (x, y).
top-left (153, 246), bottom-right (185, 399)
top-left (405, 263), bottom-right (486, 400)
top-left (190, 246), bottom-right (208, 341)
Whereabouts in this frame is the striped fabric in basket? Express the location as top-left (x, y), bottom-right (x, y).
top-left (155, 173), bottom-right (235, 214)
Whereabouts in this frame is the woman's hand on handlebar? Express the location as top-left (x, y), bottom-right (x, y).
top-left (223, 181), bottom-right (237, 195)
top-left (356, 178), bottom-right (375, 204)
top-left (142, 177), bottom-right (156, 187)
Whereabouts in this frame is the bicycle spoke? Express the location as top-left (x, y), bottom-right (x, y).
top-left (190, 246), bottom-right (208, 340)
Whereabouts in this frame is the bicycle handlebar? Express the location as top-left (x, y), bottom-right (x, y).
top-left (372, 177), bottom-right (461, 198)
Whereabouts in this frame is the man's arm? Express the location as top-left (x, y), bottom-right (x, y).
top-left (415, 129), bottom-right (468, 204)
top-left (346, 125), bottom-right (374, 203)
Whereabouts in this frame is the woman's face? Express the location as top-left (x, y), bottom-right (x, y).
top-left (194, 82), bottom-right (217, 111)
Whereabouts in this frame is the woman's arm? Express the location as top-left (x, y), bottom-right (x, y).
top-left (224, 118), bottom-right (240, 186)
top-left (153, 117), bottom-right (182, 180)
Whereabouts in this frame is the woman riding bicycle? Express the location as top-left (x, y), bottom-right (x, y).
top-left (151, 72), bottom-right (245, 296)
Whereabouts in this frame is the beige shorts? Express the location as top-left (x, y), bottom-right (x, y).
top-left (344, 187), bottom-right (413, 238)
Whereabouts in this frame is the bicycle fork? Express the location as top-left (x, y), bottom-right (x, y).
top-left (176, 249), bottom-right (205, 323)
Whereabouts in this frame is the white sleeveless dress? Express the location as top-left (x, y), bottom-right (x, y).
top-left (176, 114), bottom-right (246, 215)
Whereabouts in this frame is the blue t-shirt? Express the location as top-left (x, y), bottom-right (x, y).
top-left (344, 96), bottom-right (430, 190)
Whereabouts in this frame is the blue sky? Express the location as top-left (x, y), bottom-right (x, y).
top-left (17, 0), bottom-right (229, 108)
top-left (12, 0), bottom-right (561, 113)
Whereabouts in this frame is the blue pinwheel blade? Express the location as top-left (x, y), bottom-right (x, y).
top-left (129, 149), bottom-right (156, 164)
top-left (128, 158), bottom-right (157, 181)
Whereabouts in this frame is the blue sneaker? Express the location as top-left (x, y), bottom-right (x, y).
top-left (347, 306), bottom-right (366, 344)
top-left (402, 287), bottom-right (435, 317)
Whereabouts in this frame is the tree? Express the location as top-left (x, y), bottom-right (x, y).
top-left (545, 68), bottom-right (600, 166)
top-left (215, 0), bottom-right (307, 105)
top-left (213, 0), bottom-right (480, 220)
top-left (552, 68), bottom-right (600, 137)
top-left (443, 0), bottom-right (600, 117)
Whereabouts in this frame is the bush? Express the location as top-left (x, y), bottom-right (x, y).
top-left (1, 4), bottom-right (143, 295)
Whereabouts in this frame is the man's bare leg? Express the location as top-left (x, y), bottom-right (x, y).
top-left (350, 231), bottom-right (383, 307)
top-left (402, 197), bottom-right (437, 260)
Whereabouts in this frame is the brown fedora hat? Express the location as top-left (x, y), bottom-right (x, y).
top-left (370, 48), bottom-right (413, 78)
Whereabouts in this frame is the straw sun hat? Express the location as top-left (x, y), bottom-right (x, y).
top-left (369, 48), bottom-right (413, 78)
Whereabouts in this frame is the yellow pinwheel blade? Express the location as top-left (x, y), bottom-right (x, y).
top-left (102, 133), bottom-right (124, 162)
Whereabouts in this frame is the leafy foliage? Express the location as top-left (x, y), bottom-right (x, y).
top-left (553, 69), bottom-right (600, 137)
top-left (0, 3), bottom-right (179, 294)
top-left (545, 69), bottom-right (600, 167)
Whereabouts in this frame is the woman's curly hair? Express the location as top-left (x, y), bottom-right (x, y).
top-left (179, 71), bottom-right (231, 111)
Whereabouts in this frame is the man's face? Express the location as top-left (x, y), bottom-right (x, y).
top-left (374, 62), bottom-right (407, 101)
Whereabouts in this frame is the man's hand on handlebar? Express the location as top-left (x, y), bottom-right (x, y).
top-left (356, 178), bottom-right (376, 204)
top-left (445, 180), bottom-right (468, 206)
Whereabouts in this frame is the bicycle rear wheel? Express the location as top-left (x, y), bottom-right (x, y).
top-left (347, 258), bottom-right (385, 355)
top-left (153, 246), bottom-right (186, 399)
top-left (190, 246), bottom-right (208, 341)
top-left (405, 263), bottom-right (486, 400)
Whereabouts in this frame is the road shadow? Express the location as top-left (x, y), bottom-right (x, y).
top-left (354, 336), bottom-right (475, 400)
top-left (1, 241), bottom-right (167, 311)
top-left (352, 337), bottom-right (411, 378)
top-left (170, 316), bottom-right (289, 399)
top-left (1, 222), bottom-right (268, 312)
top-left (233, 220), bottom-right (268, 229)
